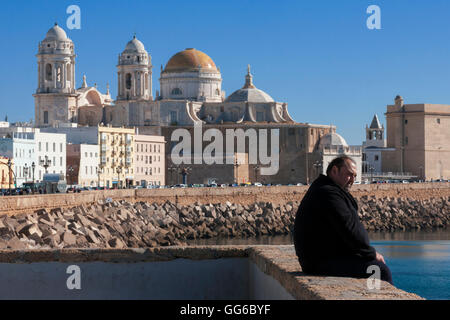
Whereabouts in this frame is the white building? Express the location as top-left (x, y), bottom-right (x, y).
top-left (67, 143), bottom-right (99, 187)
top-left (134, 133), bottom-right (165, 187)
top-left (34, 131), bottom-right (66, 181)
top-left (0, 129), bottom-right (37, 187)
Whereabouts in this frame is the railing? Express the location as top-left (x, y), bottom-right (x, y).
top-left (322, 146), bottom-right (362, 154)
top-left (361, 172), bottom-right (417, 180)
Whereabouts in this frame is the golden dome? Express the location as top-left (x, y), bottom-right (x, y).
top-left (164, 48), bottom-right (219, 73)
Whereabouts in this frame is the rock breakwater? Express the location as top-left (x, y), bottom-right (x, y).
top-left (0, 196), bottom-right (448, 249)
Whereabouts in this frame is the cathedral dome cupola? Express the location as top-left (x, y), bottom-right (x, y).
top-left (225, 65), bottom-right (274, 103)
top-left (44, 23), bottom-right (69, 41)
top-left (123, 34), bottom-right (147, 54)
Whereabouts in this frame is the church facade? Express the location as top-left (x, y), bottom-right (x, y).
top-left (34, 23), bottom-right (358, 185)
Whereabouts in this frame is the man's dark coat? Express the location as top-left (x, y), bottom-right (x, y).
top-left (294, 174), bottom-right (376, 272)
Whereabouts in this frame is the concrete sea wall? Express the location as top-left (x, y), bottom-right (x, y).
top-left (0, 246), bottom-right (422, 300)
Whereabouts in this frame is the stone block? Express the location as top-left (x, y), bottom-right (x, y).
top-left (108, 237), bottom-right (126, 249)
top-left (62, 231), bottom-right (77, 246)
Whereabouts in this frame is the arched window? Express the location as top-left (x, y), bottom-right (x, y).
top-left (57, 66), bottom-right (62, 82)
top-left (43, 111), bottom-right (49, 124)
top-left (45, 64), bottom-right (52, 81)
top-left (171, 88), bottom-right (182, 95)
top-left (126, 73), bottom-right (132, 90)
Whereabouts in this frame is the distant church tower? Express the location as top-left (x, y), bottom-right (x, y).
top-left (34, 23), bottom-right (78, 127)
top-left (116, 35), bottom-right (153, 101)
top-left (365, 114), bottom-right (386, 147)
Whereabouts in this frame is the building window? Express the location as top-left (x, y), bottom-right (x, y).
top-left (44, 111), bottom-right (49, 124)
top-left (437, 118), bottom-right (440, 124)
top-left (53, 143), bottom-right (56, 152)
top-left (256, 111), bottom-right (264, 122)
top-left (45, 64), bottom-right (52, 81)
top-left (126, 73), bottom-right (132, 90)
top-left (46, 142), bottom-right (48, 152)
top-left (405, 120), bottom-right (408, 124)
top-left (60, 143), bottom-right (63, 152)
top-left (374, 155), bottom-right (379, 161)
top-left (405, 137), bottom-right (408, 145)
top-left (171, 88), bottom-right (182, 95)
top-left (39, 142), bottom-right (41, 152)
top-left (170, 111), bottom-right (177, 124)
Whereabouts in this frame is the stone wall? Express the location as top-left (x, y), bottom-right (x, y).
top-left (0, 194), bottom-right (448, 250)
top-left (1, 182), bottom-right (449, 216)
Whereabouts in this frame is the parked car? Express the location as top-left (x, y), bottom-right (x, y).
top-left (254, 182), bottom-right (263, 187)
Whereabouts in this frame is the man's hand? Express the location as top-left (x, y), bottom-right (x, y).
top-left (375, 251), bottom-right (385, 264)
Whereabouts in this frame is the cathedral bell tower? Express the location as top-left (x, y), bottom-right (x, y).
top-left (365, 114), bottom-right (386, 147)
top-left (34, 23), bottom-right (78, 127)
top-left (116, 35), bottom-right (153, 101)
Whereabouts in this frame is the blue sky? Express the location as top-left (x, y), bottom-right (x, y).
top-left (1, 0), bottom-right (450, 144)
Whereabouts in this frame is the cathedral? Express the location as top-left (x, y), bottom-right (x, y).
top-left (34, 23), bottom-right (359, 185)
top-left (34, 23), bottom-right (293, 128)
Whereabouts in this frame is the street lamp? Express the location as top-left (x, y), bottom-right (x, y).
top-left (168, 165), bottom-right (178, 185)
top-left (7, 159), bottom-right (12, 195)
top-left (180, 167), bottom-right (192, 185)
top-left (234, 157), bottom-right (240, 184)
top-left (67, 165), bottom-right (74, 185)
top-left (116, 166), bottom-right (122, 189)
top-left (31, 162), bottom-right (35, 194)
top-left (254, 165), bottom-right (260, 183)
top-left (23, 163), bottom-right (29, 182)
top-left (369, 166), bottom-right (375, 183)
top-left (40, 155), bottom-right (51, 173)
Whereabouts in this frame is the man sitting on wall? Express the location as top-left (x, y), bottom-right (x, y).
top-left (294, 155), bottom-right (393, 284)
